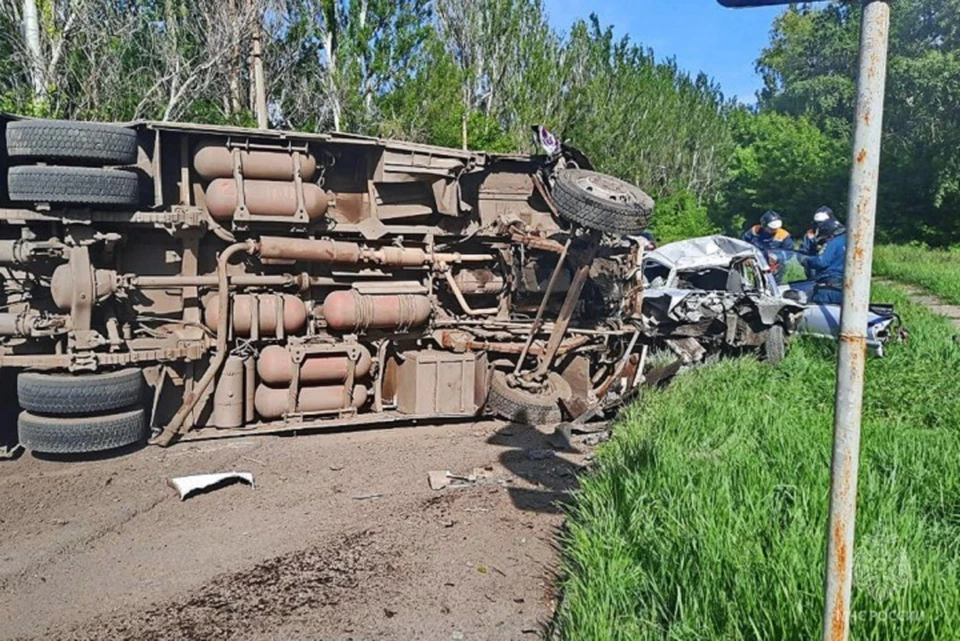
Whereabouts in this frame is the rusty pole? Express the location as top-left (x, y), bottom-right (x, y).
top-left (821, 2), bottom-right (890, 640)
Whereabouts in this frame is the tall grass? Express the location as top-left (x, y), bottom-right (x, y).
top-left (555, 282), bottom-right (960, 640)
top-left (874, 244), bottom-right (960, 303)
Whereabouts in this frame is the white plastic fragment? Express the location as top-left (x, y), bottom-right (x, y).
top-left (168, 471), bottom-right (255, 500)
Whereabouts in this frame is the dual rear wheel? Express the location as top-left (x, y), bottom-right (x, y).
top-left (4, 119), bottom-right (140, 206)
top-left (16, 368), bottom-right (147, 455)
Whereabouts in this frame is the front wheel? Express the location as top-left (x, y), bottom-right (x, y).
top-left (763, 325), bottom-right (787, 365)
top-left (552, 169), bottom-right (654, 236)
top-left (485, 370), bottom-right (571, 426)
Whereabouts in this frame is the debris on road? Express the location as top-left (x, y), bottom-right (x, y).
top-left (168, 471), bottom-right (254, 500)
top-left (428, 466), bottom-right (495, 490)
top-left (353, 492), bottom-right (383, 501)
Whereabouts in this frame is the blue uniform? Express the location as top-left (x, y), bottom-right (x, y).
top-left (802, 232), bottom-right (846, 304)
top-left (800, 230), bottom-right (821, 278)
top-left (743, 224), bottom-right (794, 282)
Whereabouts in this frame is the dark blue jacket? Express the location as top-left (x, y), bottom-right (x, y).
top-left (802, 232), bottom-right (846, 286)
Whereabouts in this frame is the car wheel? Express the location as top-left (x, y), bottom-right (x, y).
top-left (6, 119), bottom-right (138, 165)
top-left (552, 169), bottom-right (654, 236)
top-left (18, 368), bottom-right (145, 415)
top-left (486, 370), bottom-right (571, 426)
top-left (763, 325), bottom-right (786, 365)
top-left (7, 166), bottom-right (140, 206)
top-left (18, 408), bottom-right (148, 455)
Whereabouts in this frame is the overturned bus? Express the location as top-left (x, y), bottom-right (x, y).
top-left (0, 116), bottom-right (797, 456)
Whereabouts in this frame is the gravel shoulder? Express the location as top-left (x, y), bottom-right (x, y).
top-left (0, 419), bottom-right (589, 641)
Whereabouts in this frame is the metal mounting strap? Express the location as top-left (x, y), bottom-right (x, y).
top-left (231, 146), bottom-right (248, 221)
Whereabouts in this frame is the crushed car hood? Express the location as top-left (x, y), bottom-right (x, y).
top-left (646, 235), bottom-right (765, 271)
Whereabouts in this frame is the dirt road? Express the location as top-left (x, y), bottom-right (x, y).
top-left (0, 419), bottom-right (589, 641)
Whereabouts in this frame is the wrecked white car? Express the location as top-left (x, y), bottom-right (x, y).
top-left (780, 280), bottom-right (902, 356)
top-left (640, 235), bottom-right (803, 363)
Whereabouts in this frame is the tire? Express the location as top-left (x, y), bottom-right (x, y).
top-left (6, 119), bottom-right (138, 165)
top-left (18, 408), bottom-right (147, 454)
top-left (486, 370), bottom-right (571, 426)
top-left (552, 169), bottom-right (654, 236)
top-left (7, 166), bottom-right (139, 206)
top-left (18, 368), bottom-right (144, 415)
top-left (763, 325), bottom-right (786, 365)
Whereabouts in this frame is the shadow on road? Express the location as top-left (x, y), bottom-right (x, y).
top-left (487, 421), bottom-right (583, 515)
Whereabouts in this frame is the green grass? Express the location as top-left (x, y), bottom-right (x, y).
top-left (874, 244), bottom-right (960, 303)
top-left (555, 282), bottom-right (960, 640)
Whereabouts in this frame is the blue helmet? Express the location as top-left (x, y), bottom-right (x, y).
top-left (817, 217), bottom-right (843, 240)
top-left (760, 210), bottom-right (783, 230)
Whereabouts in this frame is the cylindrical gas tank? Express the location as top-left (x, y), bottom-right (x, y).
top-left (204, 294), bottom-right (308, 337)
top-left (254, 384), bottom-right (368, 419)
top-left (257, 344), bottom-right (373, 386)
top-left (321, 291), bottom-right (432, 333)
top-left (193, 143), bottom-right (318, 181)
top-left (205, 178), bottom-right (329, 220)
top-left (213, 355), bottom-right (245, 428)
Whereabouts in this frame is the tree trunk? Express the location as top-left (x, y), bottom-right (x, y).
top-left (227, 0), bottom-right (243, 116)
top-left (323, 30), bottom-right (341, 131)
top-left (461, 85), bottom-right (469, 150)
top-left (251, 17), bottom-right (268, 128)
top-left (22, 0), bottom-right (44, 97)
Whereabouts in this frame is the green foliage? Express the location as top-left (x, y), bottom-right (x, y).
top-left (649, 189), bottom-right (718, 244)
top-left (874, 244), bottom-right (960, 304)
top-left (718, 110), bottom-right (847, 235)
top-left (555, 282), bottom-right (960, 640)
top-left (559, 17), bottom-right (734, 204)
top-left (756, 0), bottom-right (960, 246)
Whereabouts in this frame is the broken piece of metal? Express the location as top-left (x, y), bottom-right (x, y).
top-left (168, 471), bottom-right (255, 500)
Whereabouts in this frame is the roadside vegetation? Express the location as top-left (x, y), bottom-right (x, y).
top-left (555, 282), bottom-right (960, 640)
top-left (3, 2), bottom-right (960, 246)
top-left (874, 245), bottom-right (960, 304)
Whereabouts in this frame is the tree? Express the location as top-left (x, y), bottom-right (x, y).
top-left (756, 0), bottom-right (960, 245)
top-left (268, 0), bottom-right (430, 132)
top-left (718, 109), bottom-right (847, 235)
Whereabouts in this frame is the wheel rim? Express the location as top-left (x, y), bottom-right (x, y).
top-left (574, 172), bottom-right (638, 205)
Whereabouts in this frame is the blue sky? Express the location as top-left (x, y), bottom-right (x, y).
top-left (543, 0), bottom-right (787, 103)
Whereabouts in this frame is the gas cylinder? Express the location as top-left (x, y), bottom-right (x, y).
top-left (193, 143), bottom-right (318, 181)
top-left (212, 355), bottom-right (245, 428)
top-left (256, 344), bottom-right (373, 385)
top-left (205, 178), bottom-right (329, 220)
top-left (203, 294), bottom-right (308, 337)
top-left (321, 291), bottom-right (432, 333)
top-left (254, 384), bottom-right (368, 419)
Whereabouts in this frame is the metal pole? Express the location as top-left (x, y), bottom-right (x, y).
top-left (821, 3), bottom-right (889, 640)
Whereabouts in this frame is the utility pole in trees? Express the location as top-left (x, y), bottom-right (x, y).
top-left (248, 0), bottom-right (268, 129)
top-left (717, 2), bottom-right (892, 640)
top-left (251, 25), bottom-right (268, 129)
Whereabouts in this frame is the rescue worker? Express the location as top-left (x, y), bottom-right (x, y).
top-left (799, 217), bottom-right (846, 304)
top-left (800, 206), bottom-right (836, 278)
top-left (743, 210), bottom-right (794, 282)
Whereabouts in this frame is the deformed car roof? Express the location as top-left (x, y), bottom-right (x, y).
top-left (646, 235), bottom-right (763, 270)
